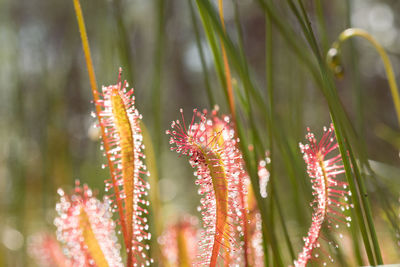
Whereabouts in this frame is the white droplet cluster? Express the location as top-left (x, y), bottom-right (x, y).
top-left (54, 183), bottom-right (123, 267)
top-left (258, 158), bottom-right (270, 198)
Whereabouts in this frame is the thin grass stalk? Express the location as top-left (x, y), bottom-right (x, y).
top-left (197, 0), bottom-right (273, 116)
top-left (236, 122), bottom-right (284, 267)
top-left (349, 210), bottom-right (363, 265)
top-left (289, 0), bottom-right (323, 62)
top-left (264, 2), bottom-right (274, 265)
top-left (249, 2), bottom-right (329, 211)
top-left (331, 118), bottom-right (376, 265)
top-left (255, 6), bottom-right (310, 226)
top-left (285, 0), bottom-right (318, 56)
top-left (226, 2), bottom-right (287, 264)
top-left (198, 0), bottom-right (265, 159)
top-left (295, 1), bottom-right (320, 53)
top-left (188, 0), bottom-right (215, 108)
top-left (342, 10), bottom-right (367, 262)
top-left (232, 79), bottom-right (249, 113)
top-left (264, 8), bottom-right (273, 267)
top-left (71, 1), bottom-right (131, 265)
top-left (315, 0), bottom-right (328, 53)
top-left (256, 0), bottom-right (322, 87)
top-left (72, 0), bottom-right (99, 103)
top-left (227, 80), bottom-right (283, 266)
top-left (195, 1), bottom-right (229, 104)
top-left (232, 1), bottom-right (264, 158)
top-left (261, 0), bottom-right (296, 261)
top-left (196, 0), bottom-right (261, 99)
top-left (328, 83), bottom-right (378, 265)
top-left (293, 1), bottom-right (366, 152)
top-left (228, 53), bottom-right (286, 267)
top-left (348, 145), bottom-right (383, 264)
top-left (272, 184), bottom-right (295, 261)
top-left (344, 0), bottom-right (365, 152)
top-left (232, 79), bottom-right (248, 111)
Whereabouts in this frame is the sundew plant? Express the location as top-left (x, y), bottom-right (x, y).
top-left (2, 0), bottom-right (400, 267)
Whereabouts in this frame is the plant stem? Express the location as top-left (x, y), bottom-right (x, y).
top-left (344, 0), bottom-right (365, 151)
top-left (264, 4), bottom-right (296, 262)
top-left (72, 0), bottom-right (131, 265)
top-left (72, 0), bottom-right (99, 102)
top-left (348, 145), bottom-right (383, 264)
top-left (315, 0), bottom-right (328, 53)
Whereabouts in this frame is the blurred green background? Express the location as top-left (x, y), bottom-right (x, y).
top-left (1, 0), bottom-right (400, 266)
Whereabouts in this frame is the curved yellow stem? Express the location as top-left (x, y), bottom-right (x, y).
top-left (72, 1), bottom-right (131, 265)
top-left (72, 0), bottom-right (99, 101)
top-left (328, 28), bottom-right (400, 127)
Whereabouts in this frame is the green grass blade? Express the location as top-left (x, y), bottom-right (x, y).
top-left (262, 1), bottom-right (295, 261)
top-left (195, 0), bottom-right (228, 105)
top-left (188, 0), bottom-right (215, 108)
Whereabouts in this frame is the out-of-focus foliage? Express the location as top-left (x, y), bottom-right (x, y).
top-left (1, 0), bottom-right (400, 266)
